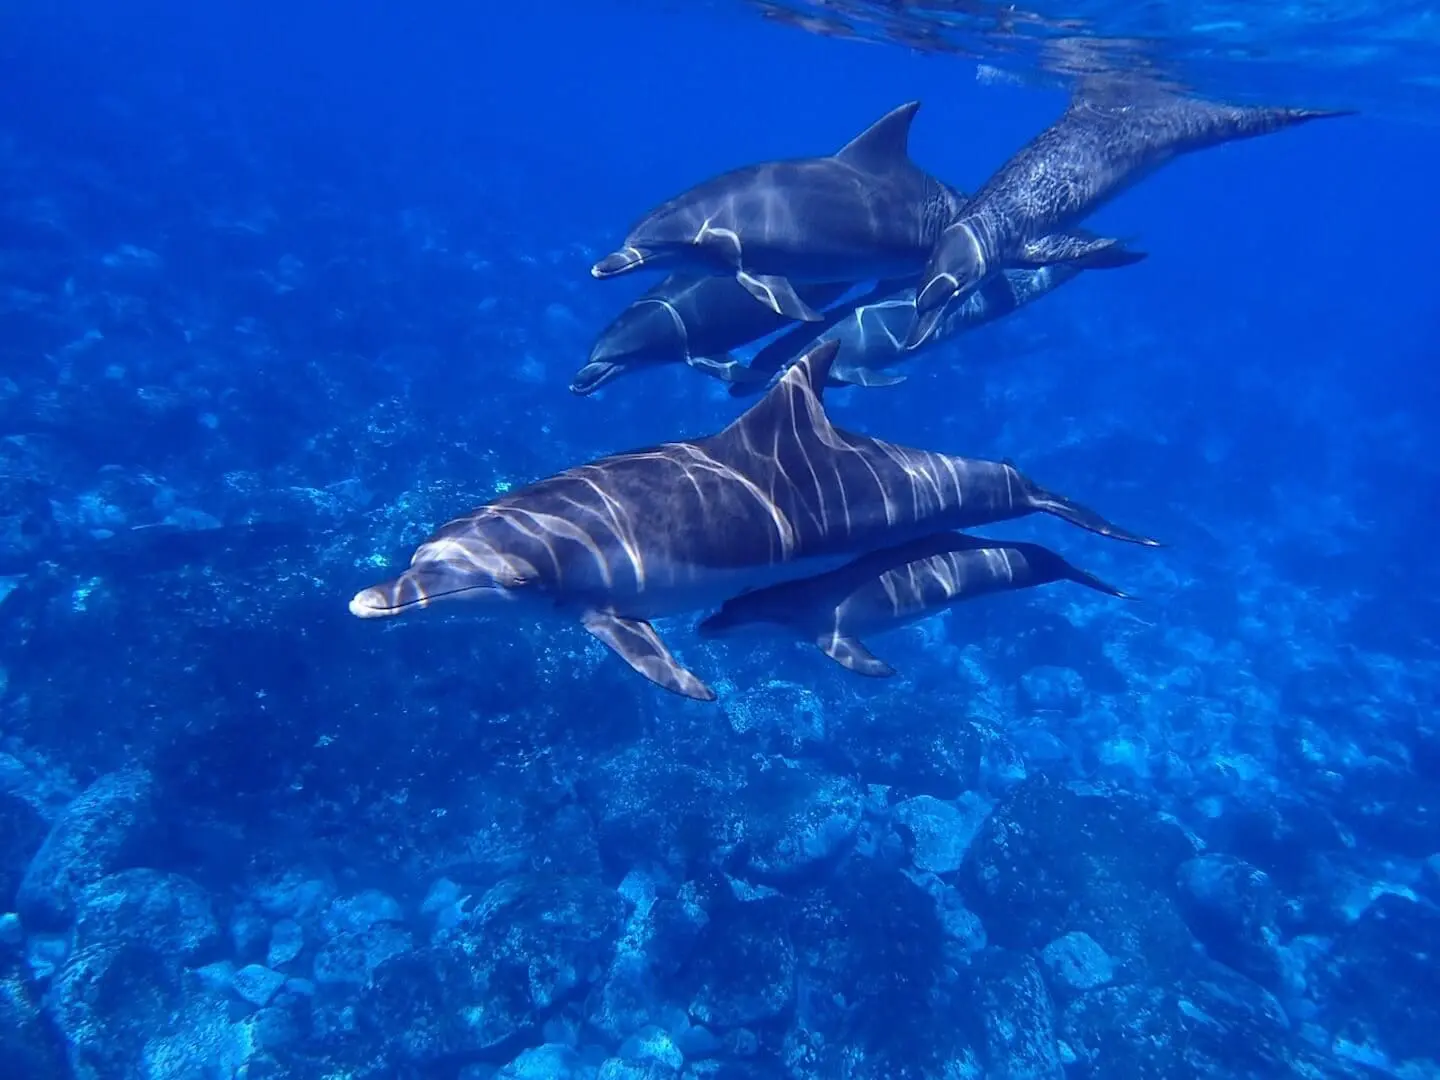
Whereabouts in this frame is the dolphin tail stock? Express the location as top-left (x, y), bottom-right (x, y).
top-left (1006, 460), bottom-right (1162, 547)
top-left (815, 630), bottom-right (896, 678)
top-left (1020, 233), bottom-right (1147, 271)
top-left (582, 610), bottom-right (716, 702)
top-left (1059, 560), bottom-right (1137, 601)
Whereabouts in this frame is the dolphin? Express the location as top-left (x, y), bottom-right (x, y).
top-left (731, 261), bottom-right (1100, 396)
top-left (697, 530), bottom-right (1133, 676)
top-left (349, 340), bottom-right (1158, 701)
top-left (907, 86), bottom-right (1352, 348)
top-left (591, 101), bottom-right (1137, 323)
top-left (569, 274), bottom-right (853, 395)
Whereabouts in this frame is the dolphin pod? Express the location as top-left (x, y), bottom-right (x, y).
top-left (352, 80), bottom-right (1347, 699)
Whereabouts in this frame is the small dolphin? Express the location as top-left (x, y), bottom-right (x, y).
top-left (732, 261), bottom-right (1103, 395)
top-left (590, 102), bottom-right (980, 322)
top-left (698, 531), bottom-right (1133, 677)
top-left (570, 274), bottom-right (852, 395)
top-left (907, 86), bottom-right (1352, 348)
top-left (350, 340), bottom-right (1158, 701)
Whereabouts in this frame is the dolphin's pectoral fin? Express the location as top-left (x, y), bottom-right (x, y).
top-left (830, 365), bottom-right (908, 388)
top-left (686, 353), bottom-right (771, 386)
top-left (1020, 234), bottom-right (1144, 271)
top-left (816, 632), bottom-right (896, 677)
top-left (735, 271), bottom-right (824, 322)
top-left (582, 610), bottom-right (717, 701)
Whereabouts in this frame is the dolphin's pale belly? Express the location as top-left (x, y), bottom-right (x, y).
top-left (581, 547), bottom-right (857, 622)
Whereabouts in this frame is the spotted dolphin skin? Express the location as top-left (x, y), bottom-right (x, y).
top-left (732, 261), bottom-right (1104, 396)
top-left (569, 274), bottom-right (852, 395)
top-left (350, 340), bottom-right (1158, 701)
top-left (906, 88), bottom-right (1353, 349)
top-left (697, 531), bottom-right (1133, 677)
top-left (590, 102), bottom-right (966, 322)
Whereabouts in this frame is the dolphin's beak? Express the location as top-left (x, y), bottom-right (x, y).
top-left (569, 359), bottom-right (623, 395)
top-left (350, 584), bottom-right (404, 618)
top-left (349, 564), bottom-right (502, 618)
top-left (591, 246), bottom-right (649, 278)
top-left (904, 274), bottom-right (958, 351)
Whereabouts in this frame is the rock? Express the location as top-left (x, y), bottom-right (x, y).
top-left (0, 788), bottom-right (47, 911)
top-left (1040, 932), bottom-right (1114, 995)
top-left (1176, 854), bottom-right (1283, 988)
top-left (733, 764), bottom-right (862, 885)
top-left (961, 775), bottom-right (1196, 976)
top-left (617, 1025), bottom-right (685, 1073)
top-left (894, 793), bottom-right (988, 875)
top-left (684, 896), bottom-right (795, 1030)
top-left (1057, 960), bottom-right (1323, 1078)
top-left (16, 767), bottom-right (156, 930)
top-left (962, 948), bottom-right (1063, 1079)
top-left (320, 888), bottom-right (404, 936)
top-left (0, 940), bottom-right (67, 1078)
top-left (1324, 893), bottom-right (1440, 1063)
top-left (0, 912), bottom-right (21, 950)
top-left (73, 869), bottom-right (221, 964)
top-left (312, 923), bottom-right (412, 987)
top-left (594, 746), bottom-right (735, 879)
top-left (787, 861), bottom-right (960, 1071)
top-left (45, 943), bottom-right (183, 1079)
top-left (353, 872), bottom-right (623, 1070)
top-left (233, 963), bottom-right (287, 1007)
top-left (267, 918), bottom-right (304, 968)
top-left (823, 714), bottom-right (985, 800)
top-left (498, 1042), bottom-right (586, 1079)
top-left (1018, 666), bottom-right (1085, 716)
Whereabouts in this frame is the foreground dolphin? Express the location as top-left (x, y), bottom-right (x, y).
top-left (592, 101), bottom-right (1136, 323)
top-left (698, 531), bottom-right (1132, 676)
top-left (569, 274), bottom-right (853, 395)
top-left (907, 87), bottom-right (1351, 348)
top-left (732, 262), bottom-right (1096, 396)
top-left (350, 340), bottom-right (1158, 701)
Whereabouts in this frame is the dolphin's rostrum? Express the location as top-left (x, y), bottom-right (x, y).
top-left (351, 340), bottom-right (1158, 700)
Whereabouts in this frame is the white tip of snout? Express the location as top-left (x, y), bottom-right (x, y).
top-left (349, 588), bottom-right (397, 619)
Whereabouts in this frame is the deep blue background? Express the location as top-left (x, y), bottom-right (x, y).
top-left (3, 2), bottom-right (1440, 1078)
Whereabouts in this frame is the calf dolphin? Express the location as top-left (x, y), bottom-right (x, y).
top-left (906, 86), bottom-right (1351, 348)
top-left (350, 340), bottom-right (1158, 701)
top-left (732, 261), bottom-right (1097, 395)
top-left (591, 101), bottom-right (1135, 323)
top-left (698, 531), bottom-right (1132, 677)
top-left (570, 274), bottom-right (852, 395)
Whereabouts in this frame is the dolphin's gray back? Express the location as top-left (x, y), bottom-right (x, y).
top-left (631, 156), bottom-right (961, 277)
top-left (966, 93), bottom-right (1337, 251)
top-left (698, 366), bottom-right (1023, 560)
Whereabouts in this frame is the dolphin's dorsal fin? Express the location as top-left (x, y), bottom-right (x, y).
top-left (834, 101), bottom-right (922, 173)
top-left (716, 339), bottom-right (841, 447)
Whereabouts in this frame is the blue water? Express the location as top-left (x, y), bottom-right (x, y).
top-left (2, 1), bottom-right (1438, 1078)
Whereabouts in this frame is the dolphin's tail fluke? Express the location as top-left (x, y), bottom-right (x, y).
top-left (1060, 561), bottom-right (1135, 600)
top-left (1011, 463), bottom-right (1161, 547)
